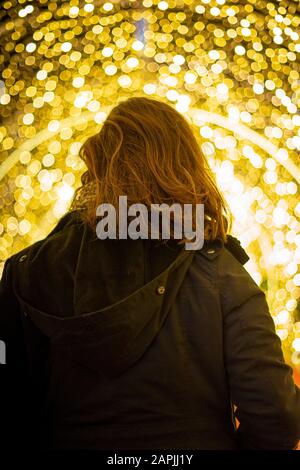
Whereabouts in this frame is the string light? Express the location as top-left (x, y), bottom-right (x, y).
top-left (0, 0), bottom-right (300, 369)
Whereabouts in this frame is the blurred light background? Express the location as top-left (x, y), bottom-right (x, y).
top-left (0, 0), bottom-right (299, 377)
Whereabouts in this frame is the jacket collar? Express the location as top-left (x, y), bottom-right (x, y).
top-left (14, 213), bottom-right (195, 378)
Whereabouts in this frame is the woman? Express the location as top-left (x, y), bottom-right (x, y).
top-left (1, 97), bottom-right (299, 450)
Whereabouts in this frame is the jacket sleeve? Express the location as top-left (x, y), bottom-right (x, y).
top-left (219, 248), bottom-right (300, 450)
top-left (0, 257), bottom-right (33, 449)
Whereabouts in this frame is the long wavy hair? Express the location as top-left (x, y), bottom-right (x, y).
top-left (70, 96), bottom-right (232, 243)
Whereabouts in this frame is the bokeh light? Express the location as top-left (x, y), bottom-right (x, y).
top-left (0, 0), bottom-right (300, 370)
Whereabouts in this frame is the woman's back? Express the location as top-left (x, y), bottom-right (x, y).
top-left (1, 211), bottom-right (299, 449)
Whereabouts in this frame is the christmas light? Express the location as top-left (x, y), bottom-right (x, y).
top-left (0, 0), bottom-right (299, 369)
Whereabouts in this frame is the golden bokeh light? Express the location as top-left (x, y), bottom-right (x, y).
top-left (0, 0), bottom-right (300, 369)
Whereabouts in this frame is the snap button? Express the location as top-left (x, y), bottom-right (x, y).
top-left (156, 286), bottom-right (165, 295)
top-left (19, 254), bottom-right (27, 262)
top-left (207, 249), bottom-right (215, 254)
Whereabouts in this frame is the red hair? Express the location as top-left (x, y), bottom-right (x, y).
top-left (71, 97), bottom-right (232, 243)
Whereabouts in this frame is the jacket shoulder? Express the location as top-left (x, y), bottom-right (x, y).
top-left (198, 235), bottom-right (250, 266)
top-left (5, 210), bottom-right (84, 267)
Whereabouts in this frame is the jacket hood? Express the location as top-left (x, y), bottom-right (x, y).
top-left (11, 211), bottom-right (249, 378)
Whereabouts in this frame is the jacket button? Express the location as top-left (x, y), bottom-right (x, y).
top-left (207, 249), bottom-right (215, 254)
top-left (19, 254), bottom-right (27, 262)
top-left (156, 286), bottom-right (165, 295)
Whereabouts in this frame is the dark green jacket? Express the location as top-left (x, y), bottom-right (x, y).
top-left (0, 210), bottom-right (299, 450)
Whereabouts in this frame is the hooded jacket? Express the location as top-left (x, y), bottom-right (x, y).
top-left (0, 210), bottom-right (299, 450)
